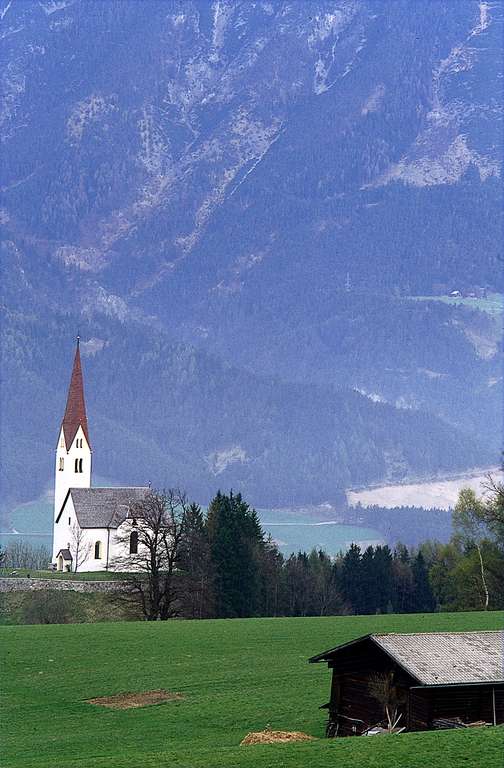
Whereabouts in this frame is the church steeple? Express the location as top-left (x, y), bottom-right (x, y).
top-left (61, 336), bottom-right (91, 450)
top-left (53, 338), bottom-right (92, 555)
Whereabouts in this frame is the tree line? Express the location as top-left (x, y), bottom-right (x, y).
top-left (109, 480), bottom-right (504, 620)
top-left (2, 480), bottom-right (502, 622)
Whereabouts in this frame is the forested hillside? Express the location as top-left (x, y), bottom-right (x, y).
top-left (1, 0), bottom-right (501, 513)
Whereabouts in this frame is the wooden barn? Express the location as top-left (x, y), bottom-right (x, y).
top-left (309, 631), bottom-right (504, 736)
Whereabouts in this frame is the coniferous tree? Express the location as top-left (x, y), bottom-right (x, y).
top-left (340, 543), bottom-right (362, 614)
top-left (256, 535), bottom-right (284, 617)
top-left (206, 491), bottom-right (264, 617)
top-left (374, 545), bottom-right (394, 613)
top-left (308, 549), bottom-right (339, 616)
top-left (284, 552), bottom-right (315, 616)
top-left (178, 502), bottom-right (213, 618)
top-left (412, 551), bottom-right (436, 612)
top-left (360, 546), bottom-right (378, 614)
top-left (392, 544), bottom-right (414, 613)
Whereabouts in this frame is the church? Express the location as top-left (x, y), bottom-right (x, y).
top-left (52, 339), bottom-right (149, 572)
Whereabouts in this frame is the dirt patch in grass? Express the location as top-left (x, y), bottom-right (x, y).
top-left (86, 689), bottom-right (184, 709)
top-left (241, 730), bottom-right (315, 746)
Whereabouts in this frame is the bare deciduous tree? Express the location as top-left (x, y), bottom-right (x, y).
top-left (3, 542), bottom-right (51, 570)
top-left (112, 488), bottom-right (188, 621)
top-left (368, 671), bottom-right (407, 731)
top-left (69, 523), bottom-right (92, 573)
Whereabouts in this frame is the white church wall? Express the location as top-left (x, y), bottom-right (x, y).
top-left (109, 520), bottom-right (144, 571)
top-left (52, 494), bottom-right (111, 572)
top-left (79, 527), bottom-right (113, 572)
top-left (52, 495), bottom-right (76, 564)
top-left (54, 424), bottom-right (91, 524)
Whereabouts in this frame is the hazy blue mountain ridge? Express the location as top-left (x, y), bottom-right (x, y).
top-left (0, 1), bottom-right (501, 513)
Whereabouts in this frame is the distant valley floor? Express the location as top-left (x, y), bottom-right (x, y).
top-left (2, 468), bottom-right (499, 556)
top-left (347, 468), bottom-right (502, 510)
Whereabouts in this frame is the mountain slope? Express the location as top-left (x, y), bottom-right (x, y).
top-left (0, 0), bottom-right (501, 511)
top-left (0, 301), bottom-right (492, 512)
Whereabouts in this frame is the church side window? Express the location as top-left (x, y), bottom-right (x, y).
top-left (94, 541), bottom-right (102, 559)
top-left (59, 457), bottom-right (64, 471)
top-left (129, 530), bottom-right (138, 555)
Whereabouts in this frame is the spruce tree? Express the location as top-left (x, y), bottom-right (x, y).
top-left (340, 543), bottom-right (362, 614)
top-left (206, 491), bottom-right (264, 617)
top-left (412, 551), bottom-right (436, 612)
top-left (178, 502), bottom-right (213, 618)
top-left (360, 546), bottom-right (377, 614)
top-left (373, 545), bottom-right (394, 613)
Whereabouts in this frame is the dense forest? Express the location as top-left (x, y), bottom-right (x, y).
top-left (2, 304), bottom-right (492, 513)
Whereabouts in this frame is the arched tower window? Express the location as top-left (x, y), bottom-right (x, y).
top-left (94, 541), bottom-right (102, 559)
top-left (129, 530), bottom-right (139, 555)
top-left (78, 458), bottom-right (83, 473)
top-left (74, 458), bottom-right (83, 473)
top-left (59, 457), bottom-right (64, 471)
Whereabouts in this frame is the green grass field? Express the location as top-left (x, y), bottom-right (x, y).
top-left (410, 292), bottom-right (503, 316)
top-left (0, 568), bottom-right (129, 580)
top-left (2, 611), bottom-right (503, 768)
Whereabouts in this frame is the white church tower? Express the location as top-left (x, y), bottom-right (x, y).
top-left (52, 337), bottom-right (92, 562)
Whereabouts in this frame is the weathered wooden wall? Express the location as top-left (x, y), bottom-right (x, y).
top-left (323, 638), bottom-right (504, 736)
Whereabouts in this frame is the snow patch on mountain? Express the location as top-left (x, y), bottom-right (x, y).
top-left (211, 0), bottom-right (234, 54)
top-left (354, 388), bottom-right (386, 404)
top-left (55, 245), bottom-right (105, 272)
top-left (0, 63), bottom-right (25, 131)
top-left (39, 0), bottom-right (74, 15)
top-left (206, 446), bottom-right (248, 475)
top-left (378, 134), bottom-right (499, 187)
top-left (138, 106), bottom-right (171, 174)
top-left (0, 0), bottom-right (13, 20)
top-left (361, 83), bottom-right (385, 115)
top-left (67, 94), bottom-right (116, 141)
top-left (474, 2), bottom-right (491, 35)
top-left (307, 7), bottom-right (355, 47)
top-left (82, 285), bottom-right (129, 322)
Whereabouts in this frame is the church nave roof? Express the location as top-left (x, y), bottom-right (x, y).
top-left (57, 486), bottom-right (149, 529)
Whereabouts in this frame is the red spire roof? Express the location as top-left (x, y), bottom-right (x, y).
top-left (61, 338), bottom-right (91, 450)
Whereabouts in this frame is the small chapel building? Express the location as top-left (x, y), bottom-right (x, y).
top-left (52, 339), bottom-right (149, 572)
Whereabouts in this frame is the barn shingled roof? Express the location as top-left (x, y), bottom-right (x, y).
top-left (309, 631), bottom-right (504, 686)
top-left (58, 487), bottom-right (149, 529)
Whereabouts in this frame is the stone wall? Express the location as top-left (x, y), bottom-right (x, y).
top-left (0, 577), bottom-right (123, 593)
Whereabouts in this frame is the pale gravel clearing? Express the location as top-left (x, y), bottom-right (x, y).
top-left (347, 469), bottom-right (502, 510)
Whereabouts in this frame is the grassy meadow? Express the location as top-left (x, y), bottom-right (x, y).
top-left (411, 292), bottom-right (503, 317)
top-left (3, 611), bottom-right (503, 768)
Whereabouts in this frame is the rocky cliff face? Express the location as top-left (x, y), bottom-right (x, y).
top-left (1, 1), bottom-right (501, 509)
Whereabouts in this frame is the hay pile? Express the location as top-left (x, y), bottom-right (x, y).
top-left (240, 730), bottom-right (315, 746)
top-left (86, 689), bottom-right (183, 709)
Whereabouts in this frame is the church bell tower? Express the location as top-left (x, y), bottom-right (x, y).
top-left (52, 338), bottom-right (92, 559)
